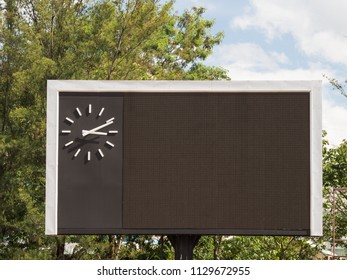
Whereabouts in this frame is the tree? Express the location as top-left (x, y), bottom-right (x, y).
top-left (325, 76), bottom-right (347, 97)
top-left (0, 0), bottom-right (228, 260)
top-left (219, 236), bottom-right (320, 260)
top-left (321, 131), bottom-right (347, 257)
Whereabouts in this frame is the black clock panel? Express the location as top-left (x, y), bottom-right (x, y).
top-left (58, 92), bottom-right (123, 233)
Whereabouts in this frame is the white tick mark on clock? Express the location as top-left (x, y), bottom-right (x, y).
top-left (65, 140), bottom-right (74, 147)
top-left (65, 117), bottom-right (74, 124)
top-left (61, 130), bottom-right (71, 134)
top-left (76, 107), bottom-right (82, 117)
top-left (98, 149), bottom-right (104, 158)
top-left (88, 104), bottom-right (92, 114)
top-left (109, 130), bottom-right (118, 134)
top-left (74, 148), bottom-right (81, 158)
top-left (98, 107), bottom-right (105, 117)
top-left (106, 141), bottom-right (114, 147)
top-left (87, 151), bottom-right (91, 161)
top-left (106, 117), bottom-right (115, 123)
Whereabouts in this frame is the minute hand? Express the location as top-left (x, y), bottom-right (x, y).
top-left (82, 121), bottom-right (113, 137)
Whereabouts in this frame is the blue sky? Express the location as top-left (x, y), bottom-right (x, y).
top-left (172, 0), bottom-right (347, 146)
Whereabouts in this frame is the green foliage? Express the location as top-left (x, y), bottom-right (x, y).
top-left (324, 75), bottom-right (347, 97)
top-left (191, 235), bottom-right (320, 260)
top-left (185, 63), bottom-right (229, 80)
top-left (220, 236), bottom-right (319, 260)
top-left (194, 236), bottom-right (215, 260)
top-left (322, 131), bottom-right (347, 252)
top-left (142, 6), bottom-right (225, 79)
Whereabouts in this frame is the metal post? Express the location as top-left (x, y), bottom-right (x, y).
top-left (168, 235), bottom-right (201, 260)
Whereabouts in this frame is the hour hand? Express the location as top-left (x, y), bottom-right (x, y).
top-left (82, 130), bottom-right (107, 136)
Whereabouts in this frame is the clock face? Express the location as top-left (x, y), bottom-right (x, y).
top-left (60, 103), bottom-right (118, 162)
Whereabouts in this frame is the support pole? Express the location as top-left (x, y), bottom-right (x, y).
top-left (167, 235), bottom-right (201, 260)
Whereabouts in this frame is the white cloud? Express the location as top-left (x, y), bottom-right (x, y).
top-left (232, 0), bottom-right (347, 65)
top-left (271, 51), bottom-right (289, 64)
top-left (208, 43), bottom-right (335, 81)
top-left (226, 66), bottom-right (326, 81)
top-left (211, 43), bottom-right (289, 72)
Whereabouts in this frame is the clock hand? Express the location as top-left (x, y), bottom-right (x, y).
top-left (82, 130), bottom-right (107, 136)
top-left (82, 120), bottom-right (114, 137)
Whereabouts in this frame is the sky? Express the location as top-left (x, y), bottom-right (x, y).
top-left (172, 0), bottom-right (347, 146)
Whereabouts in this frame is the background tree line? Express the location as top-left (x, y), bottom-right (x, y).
top-left (0, 0), bottom-right (345, 259)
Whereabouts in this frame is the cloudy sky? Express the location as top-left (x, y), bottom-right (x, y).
top-left (173, 0), bottom-right (347, 146)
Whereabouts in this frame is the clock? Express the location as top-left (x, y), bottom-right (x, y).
top-left (60, 102), bottom-right (119, 162)
top-left (57, 92), bottom-right (123, 233)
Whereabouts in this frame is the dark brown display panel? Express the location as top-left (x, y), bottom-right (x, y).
top-left (123, 92), bottom-right (310, 234)
top-left (58, 93), bottom-right (123, 232)
top-left (57, 91), bottom-right (310, 235)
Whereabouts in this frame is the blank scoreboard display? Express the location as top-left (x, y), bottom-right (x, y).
top-left (46, 81), bottom-right (322, 236)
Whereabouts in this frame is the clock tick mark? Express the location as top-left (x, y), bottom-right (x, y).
top-left (88, 104), bottom-right (92, 114)
top-left (109, 130), bottom-right (118, 134)
top-left (74, 148), bottom-right (81, 158)
top-left (65, 140), bottom-right (74, 147)
top-left (65, 117), bottom-right (74, 124)
top-left (87, 151), bottom-right (91, 161)
top-left (76, 107), bottom-right (82, 117)
top-left (106, 141), bottom-right (114, 148)
top-left (61, 130), bottom-right (71, 134)
top-left (98, 149), bottom-right (104, 158)
top-left (98, 107), bottom-right (105, 117)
